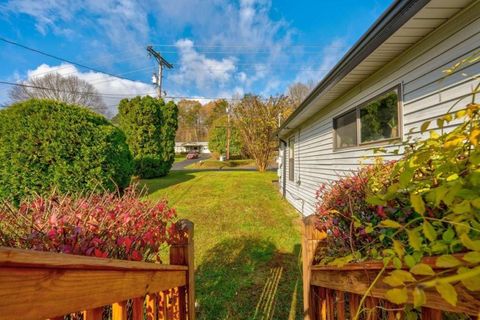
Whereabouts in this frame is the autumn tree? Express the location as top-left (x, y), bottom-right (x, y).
top-left (202, 99), bottom-right (228, 128)
top-left (233, 95), bottom-right (292, 172)
top-left (9, 73), bottom-right (108, 115)
top-left (176, 100), bottom-right (204, 141)
top-left (208, 116), bottom-right (243, 158)
top-left (287, 82), bottom-right (314, 108)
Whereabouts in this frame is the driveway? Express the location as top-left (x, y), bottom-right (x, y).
top-left (172, 153), bottom-right (210, 170)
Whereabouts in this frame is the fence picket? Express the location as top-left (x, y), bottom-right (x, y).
top-left (112, 301), bottom-right (127, 320)
top-left (83, 307), bottom-right (103, 320)
top-left (336, 290), bottom-right (346, 320)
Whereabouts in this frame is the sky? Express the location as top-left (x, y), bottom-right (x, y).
top-left (0, 0), bottom-right (392, 116)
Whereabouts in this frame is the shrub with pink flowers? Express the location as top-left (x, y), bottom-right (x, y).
top-left (0, 186), bottom-right (178, 262)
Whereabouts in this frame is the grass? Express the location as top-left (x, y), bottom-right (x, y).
top-left (141, 170), bottom-right (302, 320)
top-left (185, 159), bottom-right (255, 170)
top-left (174, 155), bottom-right (186, 163)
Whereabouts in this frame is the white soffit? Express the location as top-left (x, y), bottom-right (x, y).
top-left (282, 0), bottom-right (473, 135)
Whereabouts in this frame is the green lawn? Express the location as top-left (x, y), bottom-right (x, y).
top-left (141, 170), bottom-right (302, 320)
top-left (185, 159), bottom-right (255, 170)
top-left (174, 155), bottom-right (186, 163)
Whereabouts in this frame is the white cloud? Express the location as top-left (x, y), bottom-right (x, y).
top-left (2, 0), bottom-right (351, 101)
top-left (2, 0), bottom-right (149, 63)
top-left (26, 63), bottom-right (155, 116)
top-left (294, 38), bottom-right (348, 84)
top-left (170, 39), bottom-right (237, 91)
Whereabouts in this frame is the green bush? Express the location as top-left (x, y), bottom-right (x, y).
top-left (0, 99), bottom-right (133, 203)
top-left (208, 116), bottom-right (242, 158)
top-left (118, 96), bottom-right (178, 178)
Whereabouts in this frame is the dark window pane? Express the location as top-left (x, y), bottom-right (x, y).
top-left (335, 110), bottom-right (357, 148)
top-left (360, 90), bottom-right (399, 143)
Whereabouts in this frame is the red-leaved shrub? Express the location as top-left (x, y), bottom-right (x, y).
top-left (315, 161), bottom-right (395, 260)
top-left (0, 186), bottom-right (178, 262)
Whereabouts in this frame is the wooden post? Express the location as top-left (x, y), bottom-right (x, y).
top-left (170, 219), bottom-right (195, 320)
top-left (336, 291), bottom-right (345, 320)
top-left (302, 215), bottom-right (326, 320)
top-left (421, 308), bottom-right (442, 320)
top-left (83, 307), bottom-right (103, 320)
top-left (132, 297), bottom-right (144, 320)
top-left (112, 301), bottom-right (128, 320)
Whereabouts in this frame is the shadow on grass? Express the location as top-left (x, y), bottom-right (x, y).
top-left (195, 237), bottom-right (302, 320)
top-left (140, 171), bottom-right (197, 195)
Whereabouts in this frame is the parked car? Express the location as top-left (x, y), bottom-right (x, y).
top-left (186, 151), bottom-right (199, 159)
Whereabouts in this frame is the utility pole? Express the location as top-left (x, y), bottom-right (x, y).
top-left (226, 105), bottom-right (231, 160)
top-left (147, 45), bottom-right (173, 98)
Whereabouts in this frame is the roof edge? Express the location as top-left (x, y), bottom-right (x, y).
top-left (278, 0), bottom-right (430, 136)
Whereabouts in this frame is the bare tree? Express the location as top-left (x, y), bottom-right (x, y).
top-left (9, 73), bottom-right (107, 115)
top-left (233, 95), bottom-right (292, 172)
top-left (288, 82), bottom-right (314, 108)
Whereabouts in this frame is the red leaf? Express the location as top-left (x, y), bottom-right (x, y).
top-left (131, 250), bottom-right (142, 261)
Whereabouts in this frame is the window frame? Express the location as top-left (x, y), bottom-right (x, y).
top-left (288, 136), bottom-right (295, 181)
top-left (333, 84), bottom-right (402, 151)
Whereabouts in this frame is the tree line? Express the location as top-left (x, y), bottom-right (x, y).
top-left (6, 73), bottom-right (314, 177)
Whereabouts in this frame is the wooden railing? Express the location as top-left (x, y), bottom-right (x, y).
top-left (302, 216), bottom-right (480, 320)
top-left (0, 220), bottom-right (195, 320)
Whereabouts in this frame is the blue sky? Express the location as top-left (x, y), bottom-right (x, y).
top-left (0, 0), bottom-right (392, 115)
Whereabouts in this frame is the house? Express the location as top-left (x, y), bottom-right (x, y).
top-left (175, 142), bottom-right (210, 154)
top-left (278, 0), bottom-right (480, 216)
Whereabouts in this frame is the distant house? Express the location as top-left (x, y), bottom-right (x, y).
top-left (175, 142), bottom-right (210, 154)
top-left (278, 0), bottom-right (480, 215)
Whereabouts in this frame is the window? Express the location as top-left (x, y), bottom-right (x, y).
top-left (334, 87), bottom-right (400, 149)
top-left (334, 110), bottom-right (357, 149)
top-left (288, 137), bottom-right (295, 181)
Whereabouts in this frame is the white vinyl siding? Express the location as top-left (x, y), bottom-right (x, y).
top-left (284, 3), bottom-right (480, 215)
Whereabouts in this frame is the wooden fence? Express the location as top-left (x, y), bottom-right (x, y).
top-left (302, 216), bottom-right (480, 320)
top-left (0, 219), bottom-right (195, 320)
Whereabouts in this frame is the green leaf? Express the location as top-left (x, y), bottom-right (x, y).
top-left (453, 200), bottom-right (472, 214)
top-left (379, 219), bottom-right (402, 229)
top-left (463, 251), bottom-right (480, 264)
top-left (366, 195), bottom-right (387, 206)
top-left (434, 186), bottom-right (448, 207)
top-left (436, 255), bottom-right (462, 268)
top-left (365, 226), bottom-right (374, 234)
top-left (442, 228), bottom-right (455, 242)
top-left (385, 287), bottom-right (408, 304)
top-left (391, 270), bottom-right (416, 282)
top-left (458, 267), bottom-right (480, 291)
top-left (420, 121), bottom-right (431, 133)
top-left (410, 263), bottom-right (435, 276)
top-left (446, 173), bottom-right (459, 182)
top-left (410, 193), bottom-right (425, 215)
top-left (413, 287), bottom-right (426, 308)
top-left (404, 255), bottom-right (416, 268)
top-left (460, 233), bottom-right (480, 251)
top-left (437, 118), bottom-right (444, 129)
top-left (393, 240), bottom-right (405, 258)
top-left (435, 283), bottom-right (457, 306)
top-left (383, 275), bottom-right (404, 287)
top-left (393, 257), bottom-right (402, 269)
top-left (423, 221), bottom-right (437, 242)
top-left (329, 254), bottom-right (354, 267)
top-left (472, 198), bottom-right (480, 209)
top-left (407, 230), bottom-right (422, 251)
top-left (399, 168), bottom-right (414, 188)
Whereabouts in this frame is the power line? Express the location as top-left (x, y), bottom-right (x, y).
top-left (0, 80), bottom-right (243, 101)
top-left (0, 36), bottom-right (151, 85)
top-left (0, 80), bottom-right (155, 97)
